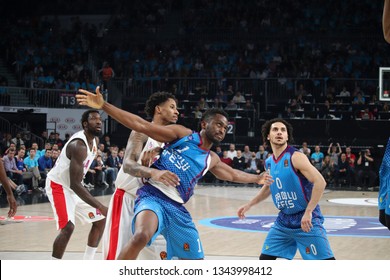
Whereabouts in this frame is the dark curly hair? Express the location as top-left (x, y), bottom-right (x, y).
top-left (144, 92), bottom-right (177, 118)
top-left (261, 118), bottom-right (294, 146)
top-left (200, 108), bottom-right (229, 122)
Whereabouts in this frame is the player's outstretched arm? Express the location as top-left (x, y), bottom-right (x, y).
top-left (237, 185), bottom-right (271, 219)
top-left (209, 152), bottom-right (273, 185)
top-left (77, 87), bottom-right (190, 143)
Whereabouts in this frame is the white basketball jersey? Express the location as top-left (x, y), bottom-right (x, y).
top-left (114, 137), bottom-right (162, 196)
top-left (47, 130), bottom-right (97, 188)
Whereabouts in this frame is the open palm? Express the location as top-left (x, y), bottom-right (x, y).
top-left (76, 87), bottom-right (105, 109)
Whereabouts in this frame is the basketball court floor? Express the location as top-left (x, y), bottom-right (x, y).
top-left (0, 185), bottom-right (389, 260)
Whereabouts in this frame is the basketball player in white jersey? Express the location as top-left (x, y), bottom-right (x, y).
top-left (103, 92), bottom-right (180, 260)
top-left (45, 110), bottom-right (108, 259)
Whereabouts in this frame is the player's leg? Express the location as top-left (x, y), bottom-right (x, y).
top-left (52, 221), bottom-right (75, 259)
top-left (45, 180), bottom-right (77, 259)
top-left (74, 196), bottom-right (106, 259)
top-left (117, 209), bottom-right (159, 259)
top-left (164, 203), bottom-right (204, 260)
top-left (296, 224), bottom-right (335, 260)
top-left (259, 224), bottom-right (296, 260)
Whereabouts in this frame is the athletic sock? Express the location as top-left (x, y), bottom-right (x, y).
top-left (83, 245), bottom-right (97, 260)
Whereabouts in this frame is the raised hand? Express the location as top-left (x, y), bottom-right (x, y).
top-left (77, 86), bottom-right (105, 109)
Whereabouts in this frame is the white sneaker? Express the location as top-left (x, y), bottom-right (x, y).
top-left (16, 184), bottom-right (26, 195)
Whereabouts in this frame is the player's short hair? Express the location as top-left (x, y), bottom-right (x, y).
top-left (144, 92), bottom-right (176, 118)
top-left (81, 109), bottom-right (100, 128)
top-left (201, 108), bottom-right (229, 123)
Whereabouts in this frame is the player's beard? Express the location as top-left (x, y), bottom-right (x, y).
top-left (92, 129), bottom-right (102, 137)
top-left (206, 130), bottom-right (223, 146)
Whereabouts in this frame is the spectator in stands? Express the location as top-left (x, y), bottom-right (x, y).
top-left (245, 152), bottom-right (264, 174)
top-left (192, 106), bottom-right (203, 119)
top-left (98, 143), bottom-right (108, 162)
top-left (295, 83), bottom-right (308, 97)
top-left (11, 133), bottom-right (24, 151)
top-left (311, 145), bottom-right (324, 171)
top-left (54, 133), bottom-right (64, 149)
top-left (242, 99), bottom-right (255, 112)
top-left (3, 148), bottom-right (24, 189)
top-left (24, 147), bottom-right (41, 191)
top-left (38, 149), bottom-right (53, 178)
top-left (101, 135), bottom-right (111, 153)
top-left (1, 133), bottom-right (12, 151)
top-left (345, 146), bottom-right (356, 185)
top-left (232, 91), bottom-right (246, 104)
top-left (339, 86), bottom-right (351, 97)
top-left (320, 155), bottom-right (335, 187)
top-left (89, 154), bottom-right (108, 188)
top-left (356, 149), bottom-right (377, 191)
top-left (215, 146), bottom-right (223, 158)
top-left (51, 149), bottom-right (60, 166)
top-left (225, 99), bottom-right (238, 110)
top-left (334, 153), bottom-right (352, 188)
top-left (15, 148), bottom-right (26, 172)
top-left (242, 145), bottom-right (252, 163)
top-left (283, 107), bottom-right (296, 119)
top-left (327, 142), bottom-right (342, 166)
top-left (299, 141), bottom-right (311, 155)
top-left (197, 97), bottom-right (209, 110)
top-left (227, 143), bottom-right (237, 160)
top-left (105, 149), bottom-right (120, 186)
top-left (352, 92), bottom-right (366, 105)
top-left (98, 61), bottom-right (115, 95)
top-left (117, 149), bottom-right (125, 165)
top-left (220, 150), bottom-right (233, 167)
top-left (40, 142), bottom-right (52, 158)
top-left (358, 108), bottom-right (374, 120)
top-left (41, 131), bottom-right (48, 144)
top-left (211, 98), bottom-right (224, 109)
top-left (232, 150), bottom-right (247, 171)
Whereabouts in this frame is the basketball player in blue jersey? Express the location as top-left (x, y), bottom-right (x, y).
top-left (76, 87), bottom-right (272, 260)
top-left (379, 138), bottom-right (390, 230)
top-left (237, 118), bottom-right (335, 260)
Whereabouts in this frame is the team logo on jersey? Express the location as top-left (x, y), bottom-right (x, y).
top-left (96, 209), bottom-right (102, 216)
top-left (183, 243), bottom-right (190, 251)
top-left (305, 247), bottom-right (310, 254)
top-left (284, 159), bottom-right (288, 167)
top-left (88, 212), bottom-right (95, 219)
top-left (160, 251), bottom-right (167, 260)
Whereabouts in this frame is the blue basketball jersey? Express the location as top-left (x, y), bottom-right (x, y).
top-left (379, 138), bottom-right (390, 211)
top-left (152, 132), bottom-right (210, 203)
top-left (265, 146), bottom-right (323, 228)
